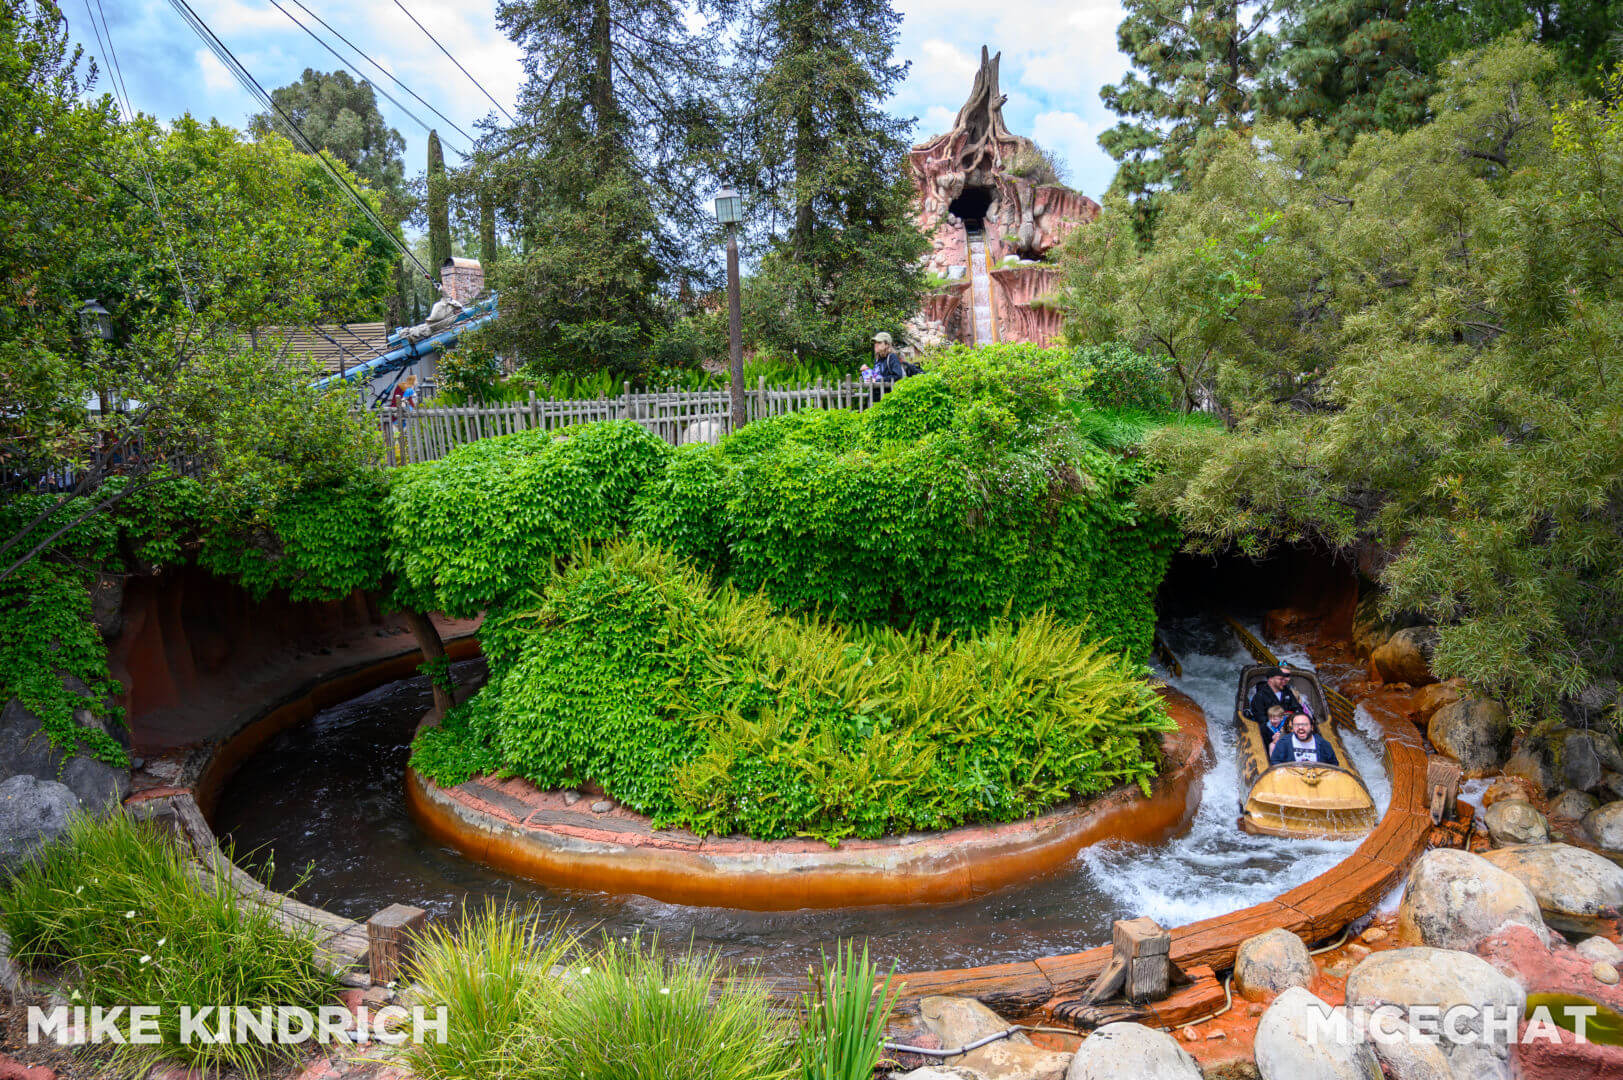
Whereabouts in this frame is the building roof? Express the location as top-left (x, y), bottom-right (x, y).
top-left (266, 323), bottom-right (391, 375)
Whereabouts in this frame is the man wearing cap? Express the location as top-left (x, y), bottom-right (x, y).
top-left (1247, 667), bottom-right (1306, 739)
top-left (870, 332), bottom-right (907, 382)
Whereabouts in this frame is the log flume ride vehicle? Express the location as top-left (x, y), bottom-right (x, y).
top-left (1233, 663), bottom-right (1378, 840)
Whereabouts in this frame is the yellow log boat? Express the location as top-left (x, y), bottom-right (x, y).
top-left (1234, 664), bottom-right (1378, 840)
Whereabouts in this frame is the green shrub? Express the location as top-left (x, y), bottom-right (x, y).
top-left (0, 814), bottom-right (337, 1078)
top-left (384, 420), bottom-right (671, 616)
top-left (1075, 343), bottom-right (1173, 411)
top-left (924, 342), bottom-right (1092, 446)
top-left (799, 941), bottom-right (897, 1080)
top-left (401, 906), bottom-right (792, 1080)
top-left (865, 372), bottom-right (955, 443)
top-left (412, 542), bottom-right (1173, 844)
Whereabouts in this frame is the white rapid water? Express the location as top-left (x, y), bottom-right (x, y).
top-left (966, 228), bottom-right (996, 344)
top-left (1080, 623), bottom-right (1392, 928)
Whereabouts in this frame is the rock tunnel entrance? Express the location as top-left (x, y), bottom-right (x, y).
top-left (948, 185), bottom-right (994, 230)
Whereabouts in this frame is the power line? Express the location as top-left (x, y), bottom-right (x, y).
top-left (265, 0), bottom-right (470, 157)
top-left (163, 0), bottom-right (434, 282)
top-left (286, 0), bottom-right (478, 147)
top-left (391, 0), bottom-right (517, 125)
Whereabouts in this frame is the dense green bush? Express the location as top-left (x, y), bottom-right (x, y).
top-left (412, 543), bottom-right (1173, 844)
top-left (1075, 343), bottom-right (1173, 411)
top-left (633, 351), bottom-right (1176, 653)
top-left (385, 420), bottom-right (671, 616)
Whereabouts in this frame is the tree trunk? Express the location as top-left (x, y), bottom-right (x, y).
top-left (402, 609), bottom-right (455, 716)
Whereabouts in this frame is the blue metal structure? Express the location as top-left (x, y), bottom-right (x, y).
top-left (311, 292), bottom-right (498, 392)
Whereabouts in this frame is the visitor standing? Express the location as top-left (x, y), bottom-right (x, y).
top-left (870, 332), bottom-right (907, 382)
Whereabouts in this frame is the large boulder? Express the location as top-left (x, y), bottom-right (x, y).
top-left (1253, 987), bottom-right (1380, 1080)
top-left (1426, 699), bottom-right (1511, 776)
top-left (1503, 726), bottom-right (1623, 797)
top-left (1480, 843), bottom-right (1623, 933)
top-left (1371, 627), bottom-right (1439, 687)
top-left (1410, 681), bottom-right (1462, 724)
top-left (919, 996), bottom-right (1020, 1050)
top-left (1583, 801), bottom-right (1623, 852)
top-left (1362, 1013), bottom-right (1453, 1080)
top-left (1503, 746), bottom-right (1559, 795)
top-left (0, 774), bottom-right (78, 872)
top-left (0, 697), bottom-right (129, 811)
top-left (1344, 948), bottom-right (1525, 1072)
top-left (1482, 798), bottom-right (1548, 847)
top-left (1065, 1023), bottom-right (1198, 1080)
top-left (1233, 928), bottom-right (1315, 1000)
top-left (1396, 848), bottom-right (1548, 949)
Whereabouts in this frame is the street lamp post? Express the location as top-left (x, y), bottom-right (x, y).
top-left (714, 189), bottom-right (745, 431)
top-left (78, 299), bottom-right (115, 415)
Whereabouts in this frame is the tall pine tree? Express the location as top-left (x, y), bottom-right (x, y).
top-left (732, 0), bottom-right (927, 361)
top-left (1099, 0), bottom-right (1273, 237)
top-left (479, 0), bottom-right (730, 374)
top-left (1257, 0), bottom-right (1431, 152)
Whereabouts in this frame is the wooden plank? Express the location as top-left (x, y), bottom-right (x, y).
top-left (1167, 901), bottom-right (1312, 970)
top-left (1146, 967), bottom-right (1225, 1029)
top-left (886, 960), bottom-right (1053, 1015)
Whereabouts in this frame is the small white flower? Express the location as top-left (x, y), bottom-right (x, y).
top-left (70, 990), bottom-right (81, 1001)
top-left (74, 885), bottom-right (83, 894)
top-left (579, 966), bottom-right (590, 976)
top-left (659, 987), bottom-right (670, 995)
top-left (156, 938), bottom-right (166, 947)
top-left (139, 955), bottom-right (151, 964)
top-left (123, 910), bottom-right (135, 919)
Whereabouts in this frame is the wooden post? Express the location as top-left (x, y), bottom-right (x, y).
top-left (1427, 756), bottom-right (1461, 824)
top-left (1117, 917), bottom-right (1171, 1002)
top-left (367, 903), bottom-right (427, 986)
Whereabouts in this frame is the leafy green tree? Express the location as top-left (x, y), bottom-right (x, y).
top-left (1099, 0), bottom-right (1274, 237)
top-left (249, 68), bottom-right (407, 207)
top-left (1257, 0), bottom-right (1432, 151)
top-left (731, 0), bottom-right (929, 362)
top-left (1408, 0), bottom-right (1620, 92)
top-left (1064, 37), bottom-right (1623, 719)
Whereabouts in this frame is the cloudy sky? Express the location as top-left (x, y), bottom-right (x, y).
top-left (79, 0), bottom-right (1129, 200)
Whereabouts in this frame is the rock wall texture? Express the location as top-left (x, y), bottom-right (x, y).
top-left (908, 47), bottom-right (1098, 347)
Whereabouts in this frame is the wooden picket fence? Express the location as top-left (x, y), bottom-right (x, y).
top-left (370, 377), bottom-right (898, 466)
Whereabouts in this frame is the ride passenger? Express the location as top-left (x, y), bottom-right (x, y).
top-left (1269, 713), bottom-right (1339, 766)
top-left (1265, 705), bottom-right (1288, 751)
top-left (1247, 667), bottom-right (1305, 735)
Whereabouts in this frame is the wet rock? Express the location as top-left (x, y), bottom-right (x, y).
top-left (1253, 987), bottom-right (1380, 1080)
top-left (1576, 936), bottom-right (1623, 966)
top-left (1564, 679), bottom-right (1622, 727)
top-left (1596, 962), bottom-right (1620, 985)
top-left (1481, 775), bottom-right (1538, 807)
top-left (1549, 788), bottom-right (1601, 820)
top-left (0, 774), bottom-right (78, 872)
top-left (1371, 627), bottom-right (1439, 687)
top-left (90, 571), bottom-right (124, 639)
top-left (1480, 843), bottom-right (1623, 933)
top-left (1482, 798), bottom-right (1548, 847)
top-left (1503, 746), bottom-right (1559, 795)
top-left (0, 696), bottom-right (129, 811)
top-left (1344, 948), bottom-right (1524, 1070)
top-left (1233, 928), bottom-right (1315, 999)
top-left (1066, 1022), bottom-right (1199, 1080)
top-left (1562, 730), bottom-right (1608, 792)
top-left (1582, 801), bottom-right (1623, 851)
top-left (1426, 699), bottom-right (1511, 776)
top-left (1410, 681), bottom-right (1462, 724)
top-left (918, 997), bottom-right (1067, 1080)
top-left (1396, 848), bottom-right (1548, 949)
top-left (1360, 926), bottom-right (1388, 944)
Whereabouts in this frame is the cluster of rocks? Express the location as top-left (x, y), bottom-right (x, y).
top-left (0, 681), bottom-right (131, 873)
top-left (893, 843), bottom-right (1623, 1080)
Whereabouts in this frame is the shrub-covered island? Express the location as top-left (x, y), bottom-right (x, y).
top-left (402, 347), bottom-right (1187, 843)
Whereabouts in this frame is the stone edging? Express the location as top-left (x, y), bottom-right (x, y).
top-left (149, 638), bottom-right (1438, 1019)
top-left (403, 690), bottom-right (1210, 910)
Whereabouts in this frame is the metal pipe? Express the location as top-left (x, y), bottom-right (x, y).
top-left (883, 1028), bottom-right (1016, 1058)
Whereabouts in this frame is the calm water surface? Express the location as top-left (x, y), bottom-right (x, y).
top-left (215, 618), bottom-right (1389, 977)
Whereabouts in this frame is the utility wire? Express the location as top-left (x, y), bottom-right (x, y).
top-left (163, 0), bottom-right (434, 282)
top-left (286, 0), bottom-right (477, 146)
top-left (265, 0), bottom-right (470, 157)
top-left (391, 0), bottom-right (517, 125)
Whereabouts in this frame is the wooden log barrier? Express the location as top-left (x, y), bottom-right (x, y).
top-left (367, 903), bottom-right (427, 986)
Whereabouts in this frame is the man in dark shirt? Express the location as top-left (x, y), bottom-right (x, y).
top-left (1247, 668), bottom-right (1305, 737)
top-left (1270, 713), bottom-right (1340, 766)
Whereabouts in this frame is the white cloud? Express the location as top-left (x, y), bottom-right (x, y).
top-left (194, 48), bottom-right (237, 96)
